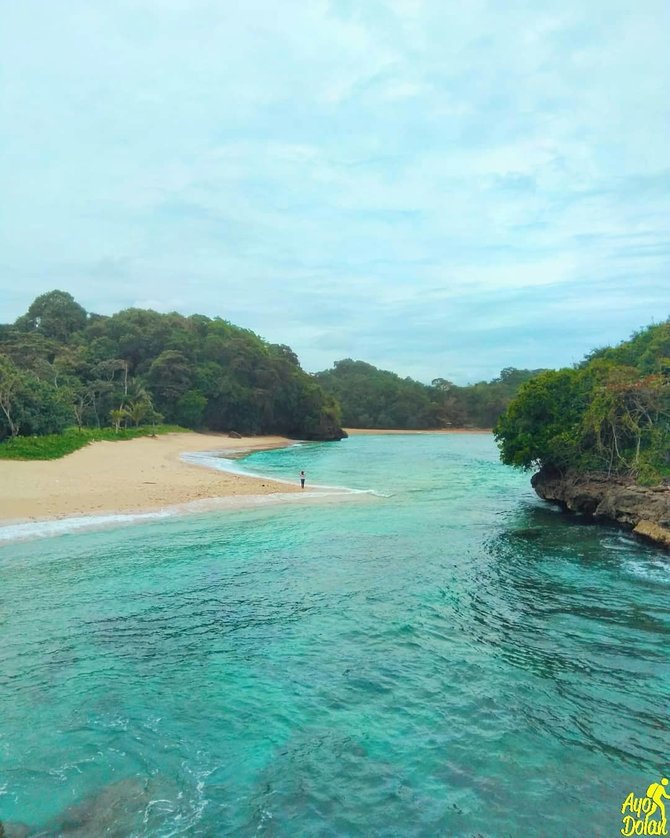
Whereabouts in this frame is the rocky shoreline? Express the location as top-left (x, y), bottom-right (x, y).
top-left (531, 467), bottom-right (670, 549)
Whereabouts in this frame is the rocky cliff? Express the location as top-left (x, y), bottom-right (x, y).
top-left (531, 467), bottom-right (670, 549)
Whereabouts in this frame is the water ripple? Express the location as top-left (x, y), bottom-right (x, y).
top-left (1, 435), bottom-right (669, 835)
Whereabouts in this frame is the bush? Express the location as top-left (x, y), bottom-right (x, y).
top-left (0, 425), bottom-right (185, 460)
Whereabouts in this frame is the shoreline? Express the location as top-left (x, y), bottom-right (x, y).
top-left (0, 427), bottom-right (492, 534)
top-left (0, 489), bottom-right (369, 545)
top-left (532, 466), bottom-right (670, 551)
top-left (0, 432), bottom-right (299, 527)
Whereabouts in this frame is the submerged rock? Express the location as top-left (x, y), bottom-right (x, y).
top-left (37, 776), bottom-right (180, 836)
top-left (0, 822), bottom-right (30, 838)
top-left (531, 467), bottom-right (670, 549)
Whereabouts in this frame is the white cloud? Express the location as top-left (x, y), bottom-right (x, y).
top-left (1, 0), bottom-right (669, 381)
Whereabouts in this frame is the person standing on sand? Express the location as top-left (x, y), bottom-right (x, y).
top-left (300, 470), bottom-right (305, 489)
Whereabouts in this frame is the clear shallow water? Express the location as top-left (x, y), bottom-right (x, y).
top-left (1, 434), bottom-right (669, 836)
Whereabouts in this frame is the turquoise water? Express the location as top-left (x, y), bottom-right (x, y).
top-left (1, 434), bottom-right (669, 836)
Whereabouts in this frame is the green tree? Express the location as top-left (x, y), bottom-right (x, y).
top-left (15, 290), bottom-right (87, 341)
top-left (109, 408), bottom-right (128, 432)
top-left (0, 356), bottom-right (72, 439)
top-left (0, 357), bottom-right (23, 436)
top-left (2, 290), bottom-right (346, 442)
top-left (495, 321), bottom-right (670, 483)
top-left (315, 359), bottom-right (442, 429)
top-left (494, 369), bottom-right (587, 469)
top-left (175, 390), bottom-right (207, 428)
top-left (147, 350), bottom-right (194, 416)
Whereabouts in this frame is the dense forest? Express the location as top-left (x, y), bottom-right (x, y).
top-left (0, 290), bottom-right (344, 443)
top-left (314, 360), bottom-right (442, 429)
top-left (0, 290), bottom-right (549, 449)
top-left (495, 321), bottom-right (670, 484)
top-left (315, 360), bottom-right (545, 429)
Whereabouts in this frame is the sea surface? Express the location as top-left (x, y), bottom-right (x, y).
top-left (1, 434), bottom-right (669, 836)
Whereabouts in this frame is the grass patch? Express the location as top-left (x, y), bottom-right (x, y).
top-left (0, 425), bottom-right (186, 460)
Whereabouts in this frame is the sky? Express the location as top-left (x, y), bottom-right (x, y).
top-left (1, 1), bottom-right (669, 384)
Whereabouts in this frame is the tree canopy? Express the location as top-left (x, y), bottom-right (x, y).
top-left (0, 290), bottom-right (555, 444)
top-left (494, 321), bottom-right (670, 484)
top-left (0, 291), bottom-right (344, 442)
top-left (315, 359), bottom-right (545, 430)
top-left (314, 359), bottom-right (444, 429)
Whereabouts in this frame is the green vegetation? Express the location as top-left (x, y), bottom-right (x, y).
top-left (314, 360), bottom-right (443, 429)
top-left (432, 367), bottom-right (548, 429)
top-left (0, 425), bottom-right (184, 460)
top-left (315, 360), bottom-right (545, 429)
top-left (0, 290), bottom-right (571, 458)
top-left (0, 290), bottom-right (344, 454)
top-left (495, 321), bottom-right (670, 484)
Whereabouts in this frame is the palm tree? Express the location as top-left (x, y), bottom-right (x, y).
top-left (109, 408), bottom-right (128, 432)
top-left (125, 399), bottom-right (150, 427)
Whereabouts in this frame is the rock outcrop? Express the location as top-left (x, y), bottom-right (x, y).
top-left (291, 416), bottom-right (348, 442)
top-left (531, 466), bottom-right (670, 549)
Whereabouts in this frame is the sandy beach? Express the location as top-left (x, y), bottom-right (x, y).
top-left (0, 433), bottom-right (298, 524)
top-left (0, 428), bottom-right (493, 525)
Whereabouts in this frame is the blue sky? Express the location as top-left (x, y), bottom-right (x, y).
top-left (2, 1), bottom-right (669, 384)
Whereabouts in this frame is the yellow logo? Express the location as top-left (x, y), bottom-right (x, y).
top-left (621, 778), bottom-right (669, 836)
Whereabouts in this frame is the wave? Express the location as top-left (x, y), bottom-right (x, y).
top-left (0, 508), bottom-right (175, 544)
top-left (623, 558), bottom-right (670, 584)
top-left (0, 448), bottom-right (382, 545)
top-left (180, 450), bottom-right (389, 497)
top-left (0, 490), bottom-right (371, 545)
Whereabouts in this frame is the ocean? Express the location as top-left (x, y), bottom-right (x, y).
top-left (1, 433), bottom-right (668, 836)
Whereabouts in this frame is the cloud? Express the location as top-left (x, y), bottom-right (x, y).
top-left (1, 0), bottom-right (668, 382)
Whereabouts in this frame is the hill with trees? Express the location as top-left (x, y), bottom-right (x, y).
top-left (0, 290), bottom-right (345, 445)
top-left (494, 320), bottom-right (670, 547)
top-left (314, 360), bottom-right (443, 429)
top-left (0, 290), bottom-right (550, 450)
top-left (494, 321), bottom-right (670, 484)
top-left (431, 367), bottom-right (548, 429)
top-left (315, 360), bottom-right (545, 430)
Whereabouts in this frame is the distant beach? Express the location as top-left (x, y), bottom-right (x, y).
top-left (344, 427), bottom-right (492, 435)
top-left (0, 432), bottom-right (297, 524)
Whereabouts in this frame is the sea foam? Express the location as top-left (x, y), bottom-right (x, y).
top-left (0, 489), bottom-right (367, 544)
top-left (0, 447), bottom-right (375, 544)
